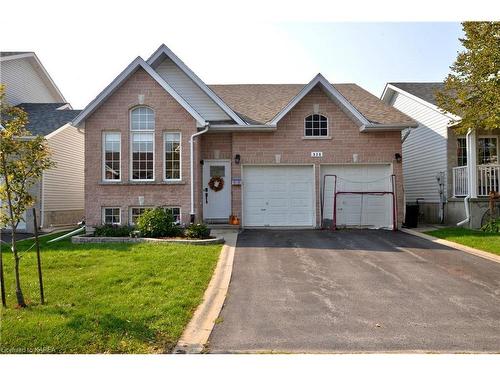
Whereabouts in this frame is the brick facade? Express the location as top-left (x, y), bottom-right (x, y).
top-left (86, 75), bottom-right (403, 228)
top-left (85, 68), bottom-right (199, 227)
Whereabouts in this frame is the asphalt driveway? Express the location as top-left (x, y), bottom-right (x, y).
top-left (209, 229), bottom-right (500, 353)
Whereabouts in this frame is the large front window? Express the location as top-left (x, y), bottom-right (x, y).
top-left (103, 132), bottom-right (121, 181)
top-left (130, 107), bottom-right (154, 181)
top-left (304, 114), bottom-right (328, 137)
top-left (164, 132), bottom-right (181, 180)
top-left (478, 137), bottom-right (498, 165)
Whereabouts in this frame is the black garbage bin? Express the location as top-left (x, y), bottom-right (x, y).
top-left (404, 204), bottom-right (419, 228)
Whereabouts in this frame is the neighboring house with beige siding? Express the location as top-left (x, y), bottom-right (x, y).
top-left (382, 82), bottom-right (499, 228)
top-left (74, 44), bottom-right (417, 231)
top-left (1, 52), bottom-right (83, 233)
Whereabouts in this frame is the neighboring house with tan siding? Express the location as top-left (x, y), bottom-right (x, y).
top-left (1, 52), bottom-right (83, 232)
top-left (382, 82), bottom-right (499, 228)
top-left (74, 44), bottom-right (417, 231)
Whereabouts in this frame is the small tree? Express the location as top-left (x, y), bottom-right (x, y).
top-left (436, 22), bottom-right (500, 133)
top-left (0, 85), bottom-right (55, 307)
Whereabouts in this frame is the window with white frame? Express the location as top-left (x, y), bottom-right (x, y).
top-left (130, 107), bottom-right (154, 180)
top-left (165, 207), bottom-right (181, 223)
top-left (129, 207), bottom-right (151, 225)
top-left (478, 137), bottom-right (498, 165)
top-left (102, 207), bottom-right (121, 225)
top-left (304, 114), bottom-right (328, 137)
top-left (164, 132), bottom-right (181, 180)
top-left (457, 137), bottom-right (467, 167)
top-left (103, 132), bottom-right (121, 181)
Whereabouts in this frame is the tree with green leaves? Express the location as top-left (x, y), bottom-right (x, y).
top-left (436, 22), bottom-right (500, 133)
top-left (0, 85), bottom-right (55, 307)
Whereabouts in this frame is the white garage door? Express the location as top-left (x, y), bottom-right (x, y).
top-left (321, 164), bottom-right (394, 229)
top-left (243, 165), bottom-right (315, 227)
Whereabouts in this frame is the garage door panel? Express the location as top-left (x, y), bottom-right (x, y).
top-left (321, 165), bottom-right (393, 229)
top-left (243, 166), bottom-right (314, 227)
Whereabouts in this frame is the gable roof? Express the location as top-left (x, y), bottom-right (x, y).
top-left (16, 103), bottom-right (81, 136)
top-left (147, 44), bottom-right (246, 125)
top-left (210, 79), bottom-right (416, 129)
top-left (0, 51), bottom-right (67, 103)
top-left (72, 57), bottom-right (208, 126)
top-left (388, 82), bottom-right (445, 106)
top-left (381, 82), bottom-right (461, 124)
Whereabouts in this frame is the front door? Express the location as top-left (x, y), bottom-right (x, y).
top-left (203, 160), bottom-right (231, 222)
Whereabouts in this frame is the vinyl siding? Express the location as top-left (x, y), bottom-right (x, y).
top-left (0, 58), bottom-right (59, 105)
top-left (43, 125), bottom-right (84, 212)
top-left (390, 91), bottom-right (449, 203)
top-left (154, 57), bottom-right (230, 121)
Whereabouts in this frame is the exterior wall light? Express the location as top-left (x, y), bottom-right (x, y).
top-left (234, 154), bottom-right (241, 164)
top-left (395, 153), bottom-right (402, 163)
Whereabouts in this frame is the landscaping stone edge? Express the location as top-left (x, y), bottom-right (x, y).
top-left (71, 234), bottom-right (225, 245)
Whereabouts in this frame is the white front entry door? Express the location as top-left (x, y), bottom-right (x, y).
top-left (203, 160), bottom-right (232, 221)
top-left (243, 165), bottom-right (315, 227)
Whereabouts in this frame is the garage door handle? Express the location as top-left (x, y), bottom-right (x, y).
top-left (260, 208), bottom-right (266, 211)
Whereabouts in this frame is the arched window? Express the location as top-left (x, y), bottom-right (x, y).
top-left (130, 106), bottom-right (155, 131)
top-left (304, 114), bottom-right (328, 137)
top-left (130, 107), bottom-right (155, 180)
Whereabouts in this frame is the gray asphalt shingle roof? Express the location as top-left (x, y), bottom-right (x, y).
top-left (15, 103), bottom-right (81, 136)
top-left (210, 83), bottom-right (416, 126)
top-left (0, 51), bottom-right (32, 57)
top-left (389, 82), bottom-right (445, 106)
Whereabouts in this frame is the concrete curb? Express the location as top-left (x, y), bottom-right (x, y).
top-left (400, 228), bottom-right (500, 264)
top-left (173, 230), bottom-right (238, 354)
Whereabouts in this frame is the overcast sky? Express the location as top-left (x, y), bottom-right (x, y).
top-left (1, 1), bottom-right (465, 109)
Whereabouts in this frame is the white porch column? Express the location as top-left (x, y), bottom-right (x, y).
top-left (467, 129), bottom-right (477, 198)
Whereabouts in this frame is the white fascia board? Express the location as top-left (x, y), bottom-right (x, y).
top-left (268, 73), bottom-right (371, 127)
top-left (384, 84), bottom-right (461, 124)
top-left (360, 123), bottom-right (418, 132)
top-left (45, 123), bottom-right (73, 139)
top-left (30, 53), bottom-right (67, 103)
top-left (208, 124), bottom-right (277, 132)
top-left (147, 44), bottom-right (247, 126)
top-left (72, 57), bottom-right (207, 127)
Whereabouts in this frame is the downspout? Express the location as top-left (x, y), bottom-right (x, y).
top-left (190, 125), bottom-right (209, 223)
top-left (400, 127), bottom-right (411, 224)
top-left (457, 128), bottom-right (473, 226)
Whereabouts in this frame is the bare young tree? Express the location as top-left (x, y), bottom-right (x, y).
top-left (0, 85), bottom-right (54, 307)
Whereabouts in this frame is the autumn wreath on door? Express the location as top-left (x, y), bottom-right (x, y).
top-left (208, 176), bottom-right (224, 192)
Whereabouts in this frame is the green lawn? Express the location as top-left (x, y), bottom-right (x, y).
top-left (424, 227), bottom-right (500, 256)
top-left (0, 231), bottom-right (221, 353)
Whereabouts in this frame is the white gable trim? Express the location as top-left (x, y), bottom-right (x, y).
top-left (147, 44), bottom-right (246, 125)
top-left (72, 57), bottom-right (207, 126)
top-left (268, 73), bottom-right (371, 127)
top-left (381, 84), bottom-right (461, 124)
top-left (1, 52), bottom-right (67, 103)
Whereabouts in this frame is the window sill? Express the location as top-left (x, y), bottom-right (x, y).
top-left (99, 181), bottom-right (186, 186)
top-left (302, 136), bottom-right (332, 140)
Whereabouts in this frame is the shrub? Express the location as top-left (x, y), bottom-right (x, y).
top-left (481, 218), bottom-right (500, 233)
top-left (136, 207), bottom-right (182, 238)
top-left (185, 223), bottom-right (211, 239)
top-left (94, 224), bottom-right (134, 237)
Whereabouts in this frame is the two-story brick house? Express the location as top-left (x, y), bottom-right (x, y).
top-left (73, 44), bottom-right (416, 230)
